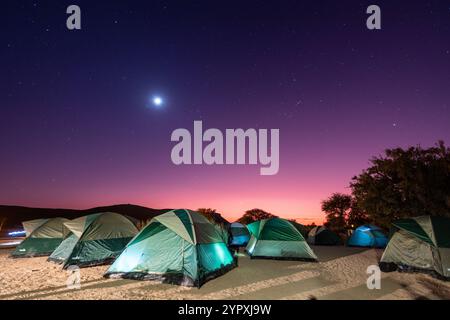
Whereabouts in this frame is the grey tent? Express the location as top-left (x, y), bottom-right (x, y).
top-left (380, 216), bottom-right (450, 280)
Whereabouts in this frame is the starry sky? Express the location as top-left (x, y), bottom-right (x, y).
top-left (1, 1), bottom-right (449, 223)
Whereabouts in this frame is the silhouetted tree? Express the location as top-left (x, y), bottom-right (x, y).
top-left (322, 193), bottom-right (351, 233)
top-left (237, 208), bottom-right (277, 225)
top-left (197, 208), bottom-right (218, 222)
top-left (351, 141), bottom-right (450, 228)
top-left (197, 208), bottom-right (229, 226)
top-left (346, 202), bottom-right (370, 229)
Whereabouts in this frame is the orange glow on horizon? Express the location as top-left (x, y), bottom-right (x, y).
top-left (139, 196), bottom-right (326, 225)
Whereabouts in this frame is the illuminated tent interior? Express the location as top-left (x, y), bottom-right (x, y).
top-left (347, 224), bottom-right (387, 248)
top-left (245, 218), bottom-right (317, 261)
top-left (11, 217), bottom-right (69, 258)
top-left (48, 212), bottom-right (138, 268)
top-left (104, 209), bottom-right (236, 287)
top-left (229, 222), bottom-right (250, 246)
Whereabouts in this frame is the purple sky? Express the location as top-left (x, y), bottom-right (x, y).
top-left (1, 1), bottom-right (449, 223)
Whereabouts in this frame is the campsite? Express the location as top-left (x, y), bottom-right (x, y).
top-left (2, 244), bottom-right (450, 300)
top-left (1, 207), bottom-right (450, 300)
top-left (1, 1), bottom-right (450, 304)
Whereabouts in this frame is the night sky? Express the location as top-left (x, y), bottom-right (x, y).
top-left (1, 1), bottom-right (449, 223)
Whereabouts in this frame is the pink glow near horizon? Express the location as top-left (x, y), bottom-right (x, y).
top-left (2, 134), bottom-right (447, 225)
top-left (1, 154), bottom-right (361, 225)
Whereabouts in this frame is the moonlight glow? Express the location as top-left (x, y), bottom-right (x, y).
top-left (152, 96), bottom-right (163, 107)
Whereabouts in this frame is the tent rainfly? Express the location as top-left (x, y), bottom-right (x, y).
top-left (380, 216), bottom-right (450, 280)
top-left (48, 212), bottom-right (138, 268)
top-left (245, 218), bottom-right (317, 261)
top-left (11, 218), bottom-right (69, 258)
top-left (104, 209), bottom-right (237, 287)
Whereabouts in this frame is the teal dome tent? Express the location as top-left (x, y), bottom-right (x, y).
top-left (105, 209), bottom-right (236, 287)
top-left (245, 218), bottom-right (317, 261)
top-left (48, 212), bottom-right (139, 268)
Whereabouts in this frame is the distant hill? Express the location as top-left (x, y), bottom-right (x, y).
top-left (0, 204), bottom-right (171, 236)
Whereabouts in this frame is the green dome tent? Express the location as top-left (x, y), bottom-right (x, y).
top-left (307, 226), bottom-right (341, 245)
top-left (380, 216), bottom-right (450, 280)
top-left (104, 209), bottom-right (237, 287)
top-left (245, 218), bottom-right (317, 261)
top-left (48, 212), bottom-right (139, 268)
top-left (11, 218), bottom-right (69, 258)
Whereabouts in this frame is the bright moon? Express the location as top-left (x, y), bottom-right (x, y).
top-left (153, 96), bottom-right (163, 107)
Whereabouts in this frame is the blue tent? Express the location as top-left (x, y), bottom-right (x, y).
top-left (230, 222), bottom-right (250, 246)
top-left (347, 225), bottom-right (387, 248)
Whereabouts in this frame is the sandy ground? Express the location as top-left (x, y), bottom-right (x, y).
top-left (1, 246), bottom-right (449, 300)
